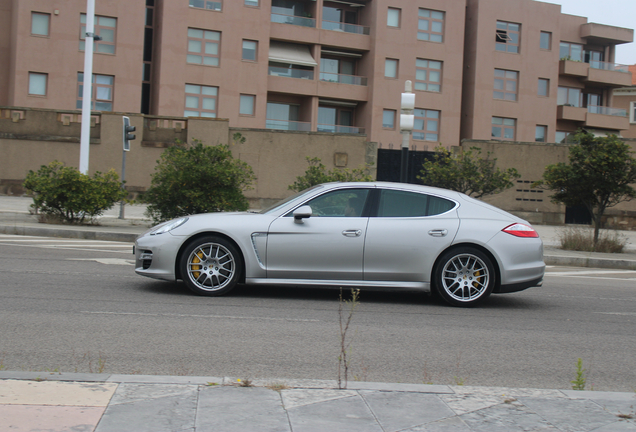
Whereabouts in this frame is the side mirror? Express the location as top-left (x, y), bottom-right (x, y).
top-left (293, 205), bottom-right (312, 223)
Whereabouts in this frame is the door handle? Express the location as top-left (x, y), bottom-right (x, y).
top-left (428, 229), bottom-right (448, 237)
top-left (342, 229), bottom-right (362, 237)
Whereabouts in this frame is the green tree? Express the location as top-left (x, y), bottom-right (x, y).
top-left (143, 138), bottom-right (256, 224)
top-left (535, 131), bottom-right (636, 246)
top-left (288, 157), bottom-right (374, 192)
top-left (23, 161), bottom-right (126, 224)
top-left (417, 146), bottom-right (520, 198)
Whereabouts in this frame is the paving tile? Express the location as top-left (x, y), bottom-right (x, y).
top-left (458, 401), bottom-right (557, 431)
top-left (362, 391), bottom-right (456, 432)
top-left (281, 388), bottom-right (358, 409)
top-left (519, 396), bottom-right (624, 431)
top-left (94, 383), bottom-right (198, 432)
top-left (196, 386), bottom-right (291, 432)
top-left (592, 420), bottom-right (636, 431)
top-left (0, 405), bottom-right (105, 432)
top-left (348, 382), bottom-right (454, 394)
top-left (287, 392), bottom-right (382, 432)
top-left (0, 380), bottom-right (117, 406)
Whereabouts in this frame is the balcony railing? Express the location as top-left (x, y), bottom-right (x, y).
top-left (588, 60), bottom-right (629, 73)
top-left (321, 20), bottom-right (370, 35)
top-left (268, 66), bottom-right (314, 80)
top-left (271, 13), bottom-right (316, 28)
top-left (319, 72), bottom-right (367, 86)
top-left (317, 124), bottom-right (365, 134)
top-left (587, 105), bottom-right (628, 117)
top-left (266, 119), bottom-right (311, 131)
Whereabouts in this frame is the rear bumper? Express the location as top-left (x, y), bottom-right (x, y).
top-left (495, 276), bottom-right (543, 293)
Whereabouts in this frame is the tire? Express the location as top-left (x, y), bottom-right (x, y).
top-left (433, 247), bottom-right (495, 307)
top-left (180, 236), bottom-right (242, 296)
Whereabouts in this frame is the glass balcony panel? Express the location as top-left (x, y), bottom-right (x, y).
top-left (266, 119), bottom-right (311, 131)
top-left (588, 59), bottom-right (629, 73)
top-left (268, 65), bottom-right (314, 79)
top-left (319, 72), bottom-right (367, 86)
top-left (321, 20), bottom-right (370, 35)
top-left (587, 106), bottom-right (628, 117)
top-left (271, 13), bottom-right (315, 28)
top-left (317, 124), bottom-right (364, 134)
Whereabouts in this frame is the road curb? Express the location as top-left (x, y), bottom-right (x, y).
top-left (0, 224), bottom-right (139, 243)
top-left (544, 254), bottom-right (636, 270)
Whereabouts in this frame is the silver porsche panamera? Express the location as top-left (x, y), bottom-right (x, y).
top-left (134, 182), bottom-right (545, 307)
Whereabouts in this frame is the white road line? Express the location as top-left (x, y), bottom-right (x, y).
top-left (594, 312), bottom-right (636, 316)
top-left (81, 310), bottom-right (321, 322)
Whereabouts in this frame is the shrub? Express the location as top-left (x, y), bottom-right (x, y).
top-left (558, 227), bottom-right (626, 253)
top-left (143, 139), bottom-right (256, 224)
top-left (23, 161), bottom-right (126, 224)
top-left (288, 157), bottom-right (374, 192)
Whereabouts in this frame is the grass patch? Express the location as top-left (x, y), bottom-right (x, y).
top-left (559, 227), bottom-right (627, 253)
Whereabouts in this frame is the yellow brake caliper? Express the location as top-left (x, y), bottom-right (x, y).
top-left (473, 271), bottom-right (481, 288)
top-left (192, 251), bottom-right (204, 279)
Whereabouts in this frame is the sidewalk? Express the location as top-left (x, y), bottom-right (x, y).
top-left (2, 195), bottom-right (636, 270)
top-left (1, 371), bottom-right (635, 432)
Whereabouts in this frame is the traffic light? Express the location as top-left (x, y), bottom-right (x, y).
top-left (123, 116), bottom-right (136, 151)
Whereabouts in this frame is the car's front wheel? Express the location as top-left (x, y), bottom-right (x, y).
top-left (433, 247), bottom-right (495, 307)
top-left (180, 236), bottom-right (241, 296)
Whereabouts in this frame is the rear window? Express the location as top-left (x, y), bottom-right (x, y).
top-left (377, 189), bottom-right (455, 217)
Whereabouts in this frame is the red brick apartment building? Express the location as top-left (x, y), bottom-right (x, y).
top-left (1, 0), bottom-right (633, 149)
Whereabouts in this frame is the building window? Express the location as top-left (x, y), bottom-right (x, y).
top-left (535, 125), bottom-right (547, 142)
top-left (387, 8), bottom-right (400, 27)
top-left (28, 72), bottom-right (47, 96)
top-left (31, 12), bottom-right (50, 36)
top-left (495, 21), bottom-right (520, 53)
top-left (267, 102), bottom-right (305, 131)
top-left (417, 9), bottom-right (444, 42)
top-left (538, 78), bottom-right (549, 97)
top-left (189, 0), bottom-right (222, 11)
top-left (240, 94), bottom-right (255, 116)
top-left (415, 59), bottom-right (442, 92)
top-left (184, 84), bottom-right (218, 117)
top-left (559, 42), bottom-right (583, 61)
top-left (187, 28), bottom-right (220, 66)
top-left (413, 109), bottom-right (440, 141)
top-left (242, 40), bottom-right (257, 61)
top-left (80, 14), bottom-right (116, 54)
top-left (318, 106), bottom-right (356, 133)
top-left (245, 0), bottom-right (259, 6)
top-left (630, 101), bottom-right (636, 124)
top-left (385, 58), bottom-right (398, 78)
top-left (493, 69), bottom-right (518, 101)
top-left (492, 117), bottom-right (515, 140)
top-left (555, 131), bottom-right (574, 143)
top-left (77, 73), bottom-right (113, 111)
top-left (557, 86), bottom-right (581, 107)
top-left (540, 31), bottom-right (551, 50)
top-left (383, 109), bottom-right (395, 129)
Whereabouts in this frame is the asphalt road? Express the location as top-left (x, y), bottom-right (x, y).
top-left (0, 234), bottom-right (635, 392)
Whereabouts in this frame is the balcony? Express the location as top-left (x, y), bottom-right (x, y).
top-left (321, 20), bottom-right (370, 35)
top-left (559, 59), bottom-right (632, 88)
top-left (266, 119), bottom-right (311, 131)
top-left (557, 105), bottom-right (586, 122)
top-left (317, 124), bottom-right (365, 134)
top-left (586, 106), bottom-right (629, 130)
top-left (319, 72), bottom-right (367, 86)
top-left (269, 65), bottom-right (314, 80)
top-left (271, 12), bottom-right (315, 28)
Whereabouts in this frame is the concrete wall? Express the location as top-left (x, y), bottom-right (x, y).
top-left (0, 107), bottom-right (375, 209)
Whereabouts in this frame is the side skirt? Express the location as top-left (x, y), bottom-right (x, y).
top-left (245, 278), bottom-right (430, 293)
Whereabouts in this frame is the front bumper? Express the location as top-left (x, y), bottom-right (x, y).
top-left (134, 232), bottom-right (185, 281)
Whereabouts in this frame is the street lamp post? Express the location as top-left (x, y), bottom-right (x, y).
top-left (399, 80), bottom-right (415, 183)
top-left (79, 0), bottom-right (97, 175)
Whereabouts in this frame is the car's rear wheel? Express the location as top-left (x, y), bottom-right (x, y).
top-left (433, 247), bottom-right (495, 307)
top-left (180, 236), bottom-right (241, 296)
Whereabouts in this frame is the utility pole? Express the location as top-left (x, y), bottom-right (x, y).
top-left (79, 0), bottom-right (97, 174)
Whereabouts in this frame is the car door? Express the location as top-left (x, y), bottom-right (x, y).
top-left (266, 188), bottom-right (370, 280)
top-left (363, 188), bottom-right (459, 282)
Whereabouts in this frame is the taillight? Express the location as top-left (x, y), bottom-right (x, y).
top-left (502, 223), bottom-right (539, 238)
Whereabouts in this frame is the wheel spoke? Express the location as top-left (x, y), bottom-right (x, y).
top-left (187, 242), bottom-right (236, 292)
top-left (441, 253), bottom-right (490, 302)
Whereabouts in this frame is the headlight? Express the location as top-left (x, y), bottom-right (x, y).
top-left (150, 217), bottom-right (189, 235)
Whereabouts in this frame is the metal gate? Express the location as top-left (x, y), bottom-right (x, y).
top-left (376, 149), bottom-right (436, 184)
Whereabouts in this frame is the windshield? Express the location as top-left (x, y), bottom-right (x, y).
top-left (259, 185), bottom-right (324, 214)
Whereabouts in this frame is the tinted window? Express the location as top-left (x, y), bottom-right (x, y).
top-left (377, 190), bottom-right (454, 217)
top-left (302, 189), bottom-right (369, 217)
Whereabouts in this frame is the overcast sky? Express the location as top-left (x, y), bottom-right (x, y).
top-left (539, 0), bottom-right (635, 65)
